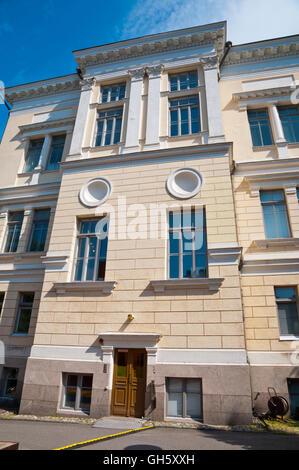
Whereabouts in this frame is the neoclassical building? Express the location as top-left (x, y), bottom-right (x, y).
top-left (0, 21), bottom-right (298, 424)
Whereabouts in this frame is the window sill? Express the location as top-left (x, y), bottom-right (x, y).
top-left (84, 143), bottom-right (124, 152)
top-left (57, 408), bottom-right (90, 417)
top-left (18, 169), bottom-right (60, 177)
top-left (53, 281), bottom-right (117, 294)
top-left (252, 145), bottom-right (275, 151)
top-left (167, 133), bottom-right (205, 142)
top-left (0, 251), bottom-right (46, 260)
top-left (252, 238), bottom-right (299, 249)
top-left (279, 336), bottom-right (299, 341)
top-left (150, 278), bottom-right (224, 293)
top-left (11, 334), bottom-right (28, 337)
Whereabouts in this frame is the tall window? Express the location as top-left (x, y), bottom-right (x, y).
top-left (166, 378), bottom-right (203, 419)
top-left (278, 107), bottom-right (299, 144)
top-left (275, 287), bottom-right (299, 337)
top-left (260, 190), bottom-right (291, 239)
top-left (46, 134), bottom-right (66, 170)
top-left (62, 374), bottom-right (93, 413)
top-left (1, 368), bottom-right (18, 398)
top-left (24, 138), bottom-right (44, 173)
top-left (95, 108), bottom-right (123, 147)
top-left (3, 212), bottom-right (24, 253)
top-left (248, 110), bottom-right (273, 147)
top-left (74, 218), bottom-right (109, 282)
top-left (169, 71), bottom-right (198, 92)
top-left (0, 292), bottom-right (4, 316)
top-left (169, 97), bottom-right (200, 137)
top-left (169, 208), bottom-right (207, 279)
top-left (101, 83), bottom-right (126, 103)
top-left (14, 293), bottom-right (34, 335)
top-left (28, 209), bottom-right (51, 252)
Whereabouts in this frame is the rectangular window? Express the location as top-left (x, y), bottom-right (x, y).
top-left (3, 212), bottom-right (24, 253)
top-left (275, 287), bottom-right (299, 337)
top-left (95, 108), bottom-right (123, 146)
top-left (0, 292), bottom-right (4, 316)
top-left (169, 208), bottom-right (207, 279)
top-left (74, 218), bottom-right (109, 282)
top-left (28, 209), bottom-right (51, 252)
top-left (166, 378), bottom-right (203, 419)
top-left (278, 107), bottom-right (299, 143)
top-left (101, 83), bottom-right (126, 103)
top-left (62, 374), bottom-right (93, 413)
top-left (169, 71), bottom-right (198, 92)
top-left (260, 190), bottom-right (291, 239)
top-left (169, 96), bottom-right (200, 137)
top-left (24, 138), bottom-right (44, 173)
top-left (248, 110), bottom-right (273, 147)
top-left (1, 368), bottom-right (18, 398)
top-left (14, 292), bottom-right (34, 335)
top-left (46, 134), bottom-right (66, 170)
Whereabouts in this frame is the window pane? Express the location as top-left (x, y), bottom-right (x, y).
top-left (275, 287), bottom-right (296, 299)
top-left (169, 232), bottom-right (179, 254)
top-left (183, 255), bottom-right (193, 278)
top-left (95, 120), bottom-right (104, 146)
top-left (117, 352), bottom-right (128, 377)
top-left (169, 212), bottom-right (181, 229)
top-left (65, 387), bottom-right (76, 408)
top-left (249, 122), bottom-right (262, 147)
top-left (169, 76), bottom-right (178, 92)
top-left (24, 139), bottom-right (44, 172)
top-left (182, 231), bottom-right (193, 252)
top-left (86, 258), bottom-right (95, 281)
top-left (169, 255), bottom-right (179, 279)
top-left (277, 303), bottom-right (299, 336)
top-left (195, 254), bottom-right (207, 278)
top-left (260, 121), bottom-right (273, 146)
top-left (74, 259), bottom-right (84, 281)
top-left (80, 388), bottom-right (92, 411)
top-left (16, 308), bottom-right (32, 334)
top-left (46, 135), bottom-right (66, 170)
top-left (167, 379), bottom-right (183, 417)
top-left (22, 293), bottom-right (34, 304)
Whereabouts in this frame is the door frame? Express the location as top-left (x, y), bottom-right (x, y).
top-left (111, 348), bottom-right (147, 418)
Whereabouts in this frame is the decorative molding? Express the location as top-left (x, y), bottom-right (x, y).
top-left (150, 278), bottom-right (224, 293)
top-left (201, 55), bottom-right (218, 69)
top-left (30, 345), bottom-right (102, 362)
top-left (128, 68), bottom-right (146, 81)
top-left (208, 246), bottom-right (242, 265)
top-left (233, 85), bottom-right (296, 108)
top-left (226, 41), bottom-right (299, 66)
top-left (98, 332), bottom-right (162, 349)
top-left (73, 24), bottom-right (226, 69)
top-left (62, 142), bottom-right (233, 173)
top-left (19, 117), bottom-right (75, 136)
top-left (40, 254), bottom-right (69, 272)
top-left (80, 77), bottom-right (96, 91)
top-left (241, 257), bottom-right (299, 276)
top-left (6, 76), bottom-right (80, 104)
top-left (0, 181), bottom-right (60, 207)
top-left (248, 351), bottom-right (298, 365)
top-left (146, 65), bottom-right (164, 77)
top-left (53, 281), bottom-right (117, 294)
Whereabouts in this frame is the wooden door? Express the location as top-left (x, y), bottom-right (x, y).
top-left (111, 349), bottom-right (146, 418)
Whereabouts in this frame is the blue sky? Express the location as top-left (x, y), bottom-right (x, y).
top-left (1, 0), bottom-right (299, 139)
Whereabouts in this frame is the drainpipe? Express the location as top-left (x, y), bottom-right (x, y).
top-left (218, 41), bottom-right (233, 81)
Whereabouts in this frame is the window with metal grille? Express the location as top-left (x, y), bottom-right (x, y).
top-left (260, 190), bottom-right (291, 239)
top-left (3, 212), bottom-right (24, 253)
top-left (169, 208), bottom-right (207, 279)
top-left (101, 83), bottom-right (126, 103)
top-left (275, 287), bottom-right (299, 337)
top-left (74, 218), bottom-right (109, 282)
top-left (28, 209), bottom-right (51, 252)
top-left (14, 293), bottom-right (34, 335)
top-left (1, 368), bottom-right (18, 398)
top-left (169, 96), bottom-right (200, 137)
top-left (95, 108), bottom-right (123, 146)
top-left (248, 109), bottom-right (273, 147)
top-left (46, 134), bottom-right (66, 170)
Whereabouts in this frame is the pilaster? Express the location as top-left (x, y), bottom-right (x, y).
top-left (123, 68), bottom-right (145, 154)
top-left (144, 65), bottom-right (164, 151)
top-left (202, 56), bottom-right (225, 144)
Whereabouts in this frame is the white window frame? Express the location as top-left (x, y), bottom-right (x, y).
top-left (13, 292), bottom-right (35, 336)
top-left (100, 82), bottom-right (126, 104)
top-left (61, 373), bottom-right (93, 413)
top-left (168, 71), bottom-right (198, 92)
top-left (94, 108), bottom-right (123, 147)
top-left (168, 96), bottom-right (200, 137)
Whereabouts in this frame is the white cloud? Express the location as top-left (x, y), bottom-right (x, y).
top-left (120, 0), bottom-right (299, 44)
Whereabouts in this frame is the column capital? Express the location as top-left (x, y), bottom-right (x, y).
top-left (146, 64), bottom-right (164, 78)
top-left (129, 68), bottom-right (146, 82)
top-left (80, 77), bottom-right (96, 92)
top-left (201, 55), bottom-right (218, 70)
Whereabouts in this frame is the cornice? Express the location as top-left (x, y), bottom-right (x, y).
top-left (233, 85), bottom-right (296, 104)
top-left (19, 117), bottom-right (75, 134)
top-left (74, 28), bottom-right (225, 70)
top-left (235, 157), bottom-right (299, 176)
top-left (63, 142), bottom-right (233, 172)
top-left (226, 41), bottom-right (299, 66)
top-left (6, 76), bottom-right (80, 104)
top-left (0, 181), bottom-right (60, 205)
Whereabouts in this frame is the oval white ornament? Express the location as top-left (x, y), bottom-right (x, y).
top-left (79, 178), bottom-right (111, 207)
top-left (167, 168), bottom-right (202, 199)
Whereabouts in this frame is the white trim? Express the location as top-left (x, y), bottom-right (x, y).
top-left (248, 351), bottom-right (298, 366)
top-left (157, 349), bottom-right (248, 365)
top-left (30, 345), bottom-right (102, 362)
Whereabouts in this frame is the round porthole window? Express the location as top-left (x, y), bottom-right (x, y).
top-left (167, 168), bottom-right (202, 199)
top-left (79, 178), bottom-right (111, 207)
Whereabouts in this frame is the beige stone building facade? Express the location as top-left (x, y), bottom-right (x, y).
top-left (0, 22), bottom-right (298, 425)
